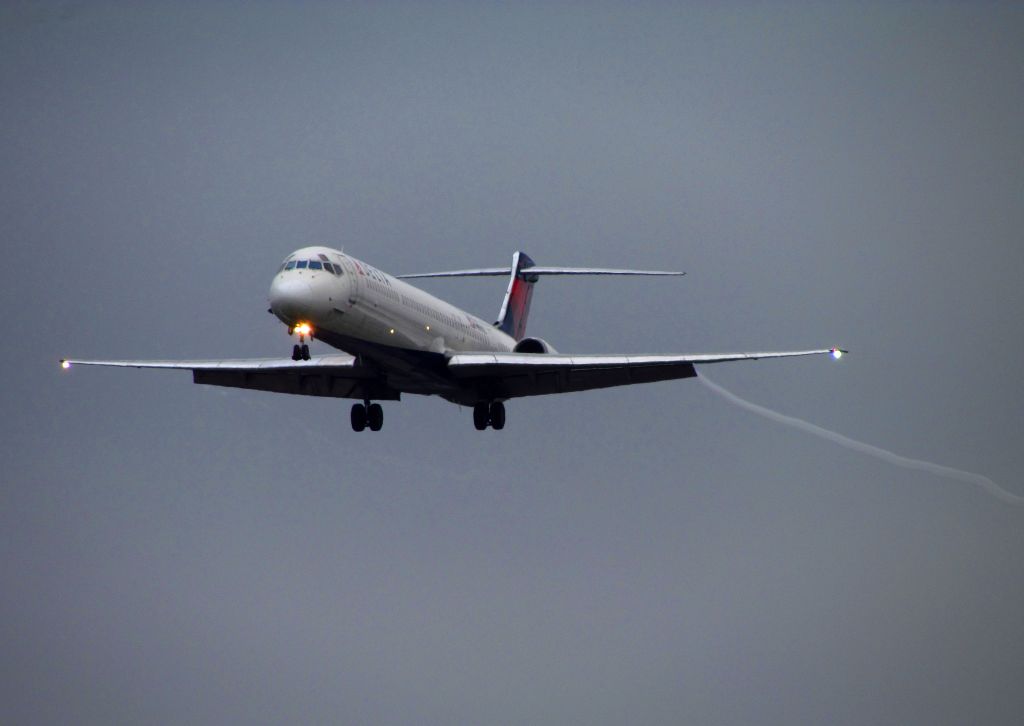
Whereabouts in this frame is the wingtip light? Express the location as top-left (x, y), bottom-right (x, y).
top-left (61, 359), bottom-right (71, 369)
top-left (830, 347), bottom-right (844, 360)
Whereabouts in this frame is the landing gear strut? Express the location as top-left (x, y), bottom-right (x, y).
top-left (351, 401), bottom-right (383, 432)
top-left (473, 401), bottom-right (506, 430)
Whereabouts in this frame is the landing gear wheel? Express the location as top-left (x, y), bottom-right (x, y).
top-left (489, 401), bottom-right (506, 430)
top-left (473, 403), bottom-right (489, 430)
top-left (301, 344), bottom-right (310, 360)
top-left (291, 344), bottom-right (301, 361)
top-left (367, 403), bottom-right (383, 431)
top-left (350, 403), bottom-right (367, 432)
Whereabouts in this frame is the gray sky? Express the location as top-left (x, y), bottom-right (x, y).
top-left (3, 2), bottom-right (1024, 723)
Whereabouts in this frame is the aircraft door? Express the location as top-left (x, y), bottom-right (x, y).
top-left (338, 257), bottom-right (361, 300)
top-left (334, 256), bottom-right (365, 331)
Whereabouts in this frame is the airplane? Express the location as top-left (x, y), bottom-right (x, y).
top-left (61, 246), bottom-right (846, 431)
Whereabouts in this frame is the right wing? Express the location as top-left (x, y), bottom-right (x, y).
top-left (447, 348), bottom-right (845, 398)
top-left (60, 355), bottom-right (400, 400)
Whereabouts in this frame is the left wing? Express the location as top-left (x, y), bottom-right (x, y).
top-left (60, 355), bottom-right (400, 400)
top-left (447, 348), bottom-right (845, 399)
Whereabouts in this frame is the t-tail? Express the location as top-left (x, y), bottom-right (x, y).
top-left (397, 252), bottom-right (686, 341)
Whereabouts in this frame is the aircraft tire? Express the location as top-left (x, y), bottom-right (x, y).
top-left (351, 403), bottom-right (367, 432)
top-left (301, 344), bottom-right (310, 361)
top-left (291, 345), bottom-right (301, 361)
top-left (367, 403), bottom-right (383, 431)
top-left (473, 403), bottom-right (489, 430)
top-left (489, 401), bottom-right (506, 430)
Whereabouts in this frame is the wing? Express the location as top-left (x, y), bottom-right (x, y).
top-left (60, 355), bottom-right (400, 400)
top-left (447, 348), bottom-right (845, 399)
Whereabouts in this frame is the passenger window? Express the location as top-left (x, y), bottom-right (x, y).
top-left (285, 261), bottom-right (297, 270)
top-left (309, 261), bottom-right (323, 270)
top-left (296, 260), bottom-right (308, 269)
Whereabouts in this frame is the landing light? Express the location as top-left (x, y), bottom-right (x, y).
top-left (294, 322), bottom-right (313, 336)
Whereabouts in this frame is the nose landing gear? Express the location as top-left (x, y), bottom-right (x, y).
top-left (289, 323), bottom-right (312, 361)
top-left (473, 401), bottom-right (506, 431)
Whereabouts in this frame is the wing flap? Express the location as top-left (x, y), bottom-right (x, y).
top-left (447, 353), bottom-right (698, 398)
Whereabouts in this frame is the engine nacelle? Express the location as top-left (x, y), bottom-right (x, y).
top-left (512, 337), bottom-right (558, 354)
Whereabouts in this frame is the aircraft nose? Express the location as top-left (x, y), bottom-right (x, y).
top-left (269, 277), bottom-right (314, 322)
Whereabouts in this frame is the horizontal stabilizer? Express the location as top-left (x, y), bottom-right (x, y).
top-left (401, 252), bottom-right (685, 341)
top-left (398, 266), bottom-right (684, 279)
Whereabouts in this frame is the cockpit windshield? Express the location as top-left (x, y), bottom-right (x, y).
top-left (279, 258), bottom-right (343, 275)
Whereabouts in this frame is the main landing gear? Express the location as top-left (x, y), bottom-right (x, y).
top-left (473, 401), bottom-right (506, 431)
top-left (291, 343), bottom-right (310, 361)
top-left (351, 401), bottom-right (383, 432)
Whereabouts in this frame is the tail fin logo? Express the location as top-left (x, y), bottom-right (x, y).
top-left (496, 251), bottom-right (537, 341)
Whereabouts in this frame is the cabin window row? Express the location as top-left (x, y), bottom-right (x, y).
top-left (368, 277), bottom-right (400, 303)
top-left (401, 295), bottom-right (468, 331)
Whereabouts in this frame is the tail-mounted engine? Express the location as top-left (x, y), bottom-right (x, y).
top-left (512, 337), bottom-right (558, 354)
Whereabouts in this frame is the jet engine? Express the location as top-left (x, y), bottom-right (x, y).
top-left (512, 337), bottom-right (558, 354)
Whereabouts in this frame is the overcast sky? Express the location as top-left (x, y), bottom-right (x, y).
top-left (3, 2), bottom-right (1024, 724)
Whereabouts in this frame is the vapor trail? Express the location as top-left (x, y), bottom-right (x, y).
top-left (696, 372), bottom-right (1024, 506)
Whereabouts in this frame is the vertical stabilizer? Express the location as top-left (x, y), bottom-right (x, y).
top-left (496, 251), bottom-right (538, 340)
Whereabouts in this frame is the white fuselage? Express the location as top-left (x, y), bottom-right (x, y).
top-left (268, 246), bottom-right (515, 356)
